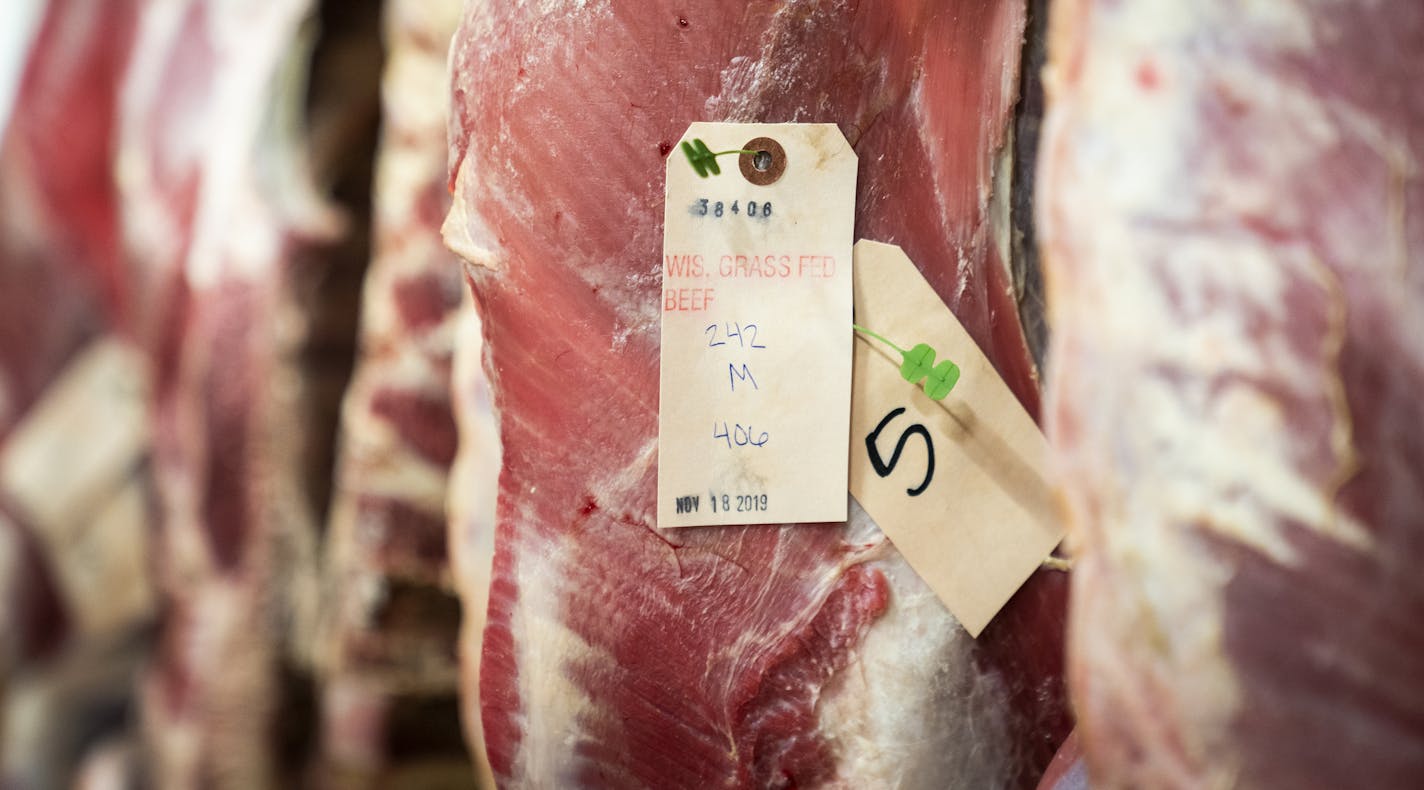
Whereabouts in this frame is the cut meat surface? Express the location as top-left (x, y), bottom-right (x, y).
top-left (1040, 2), bottom-right (1424, 788)
top-left (444, 2), bottom-right (1069, 787)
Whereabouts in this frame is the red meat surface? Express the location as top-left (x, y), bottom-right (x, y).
top-left (1040, 2), bottom-right (1424, 787)
top-left (444, 2), bottom-right (1069, 786)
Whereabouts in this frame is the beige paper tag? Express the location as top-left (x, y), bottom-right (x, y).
top-left (0, 338), bottom-right (155, 638)
top-left (658, 123), bottom-right (856, 527)
top-left (849, 241), bottom-right (1063, 636)
top-left (1, 339), bottom-right (150, 537)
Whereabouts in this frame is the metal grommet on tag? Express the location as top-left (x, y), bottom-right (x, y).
top-left (739, 137), bottom-right (786, 186)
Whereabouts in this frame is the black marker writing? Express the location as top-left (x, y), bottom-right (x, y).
top-left (865, 407), bottom-right (934, 496)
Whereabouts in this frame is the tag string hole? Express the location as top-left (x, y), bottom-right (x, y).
top-left (738, 136), bottom-right (786, 185)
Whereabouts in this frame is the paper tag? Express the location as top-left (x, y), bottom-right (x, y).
top-left (658, 123), bottom-right (857, 528)
top-left (1, 339), bottom-right (150, 538)
top-left (0, 338), bottom-right (155, 637)
top-left (849, 241), bottom-right (1063, 636)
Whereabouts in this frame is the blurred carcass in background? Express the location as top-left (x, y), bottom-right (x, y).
top-left (0, 0), bottom-right (482, 787)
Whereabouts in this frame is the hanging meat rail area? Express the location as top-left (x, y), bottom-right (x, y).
top-left (2, 0), bottom-right (1419, 788)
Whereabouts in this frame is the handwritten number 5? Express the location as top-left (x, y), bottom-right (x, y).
top-left (866, 407), bottom-right (934, 496)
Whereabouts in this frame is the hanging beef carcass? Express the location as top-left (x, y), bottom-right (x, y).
top-left (0, 0), bottom-right (140, 681)
top-left (1039, 1), bottom-right (1424, 787)
top-left (315, 0), bottom-right (484, 783)
top-left (116, 0), bottom-right (337, 785)
top-left (0, 2), bottom-right (158, 786)
top-left (443, 2), bottom-right (1070, 786)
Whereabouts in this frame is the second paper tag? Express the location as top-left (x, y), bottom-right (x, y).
top-left (657, 123), bottom-right (857, 528)
top-left (849, 241), bottom-right (1064, 636)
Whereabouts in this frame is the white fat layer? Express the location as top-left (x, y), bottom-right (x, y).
top-left (72, 742), bottom-right (135, 790)
top-left (116, 0), bottom-right (189, 282)
top-left (0, 0), bottom-right (46, 146)
top-left (359, 0), bottom-right (465, 348)
top-left (819, 501), bottom-right (1013, 789)
top-left (390, 0), bottom-right (465, 52)
top-left (374, 25), bottom-right (450, 232)
top-left (495, 448), bottom-right (1014, 786)
top-left (506, 499), bottom-right (598, 788)
top-left (442, 153), bottom-right (502, 271)
top-left (119, 0), bottom-right (335, 290)
top-left (909, 78), bottom-right (965, 298)
top-left (450, 299), bottom-right (500, 789)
